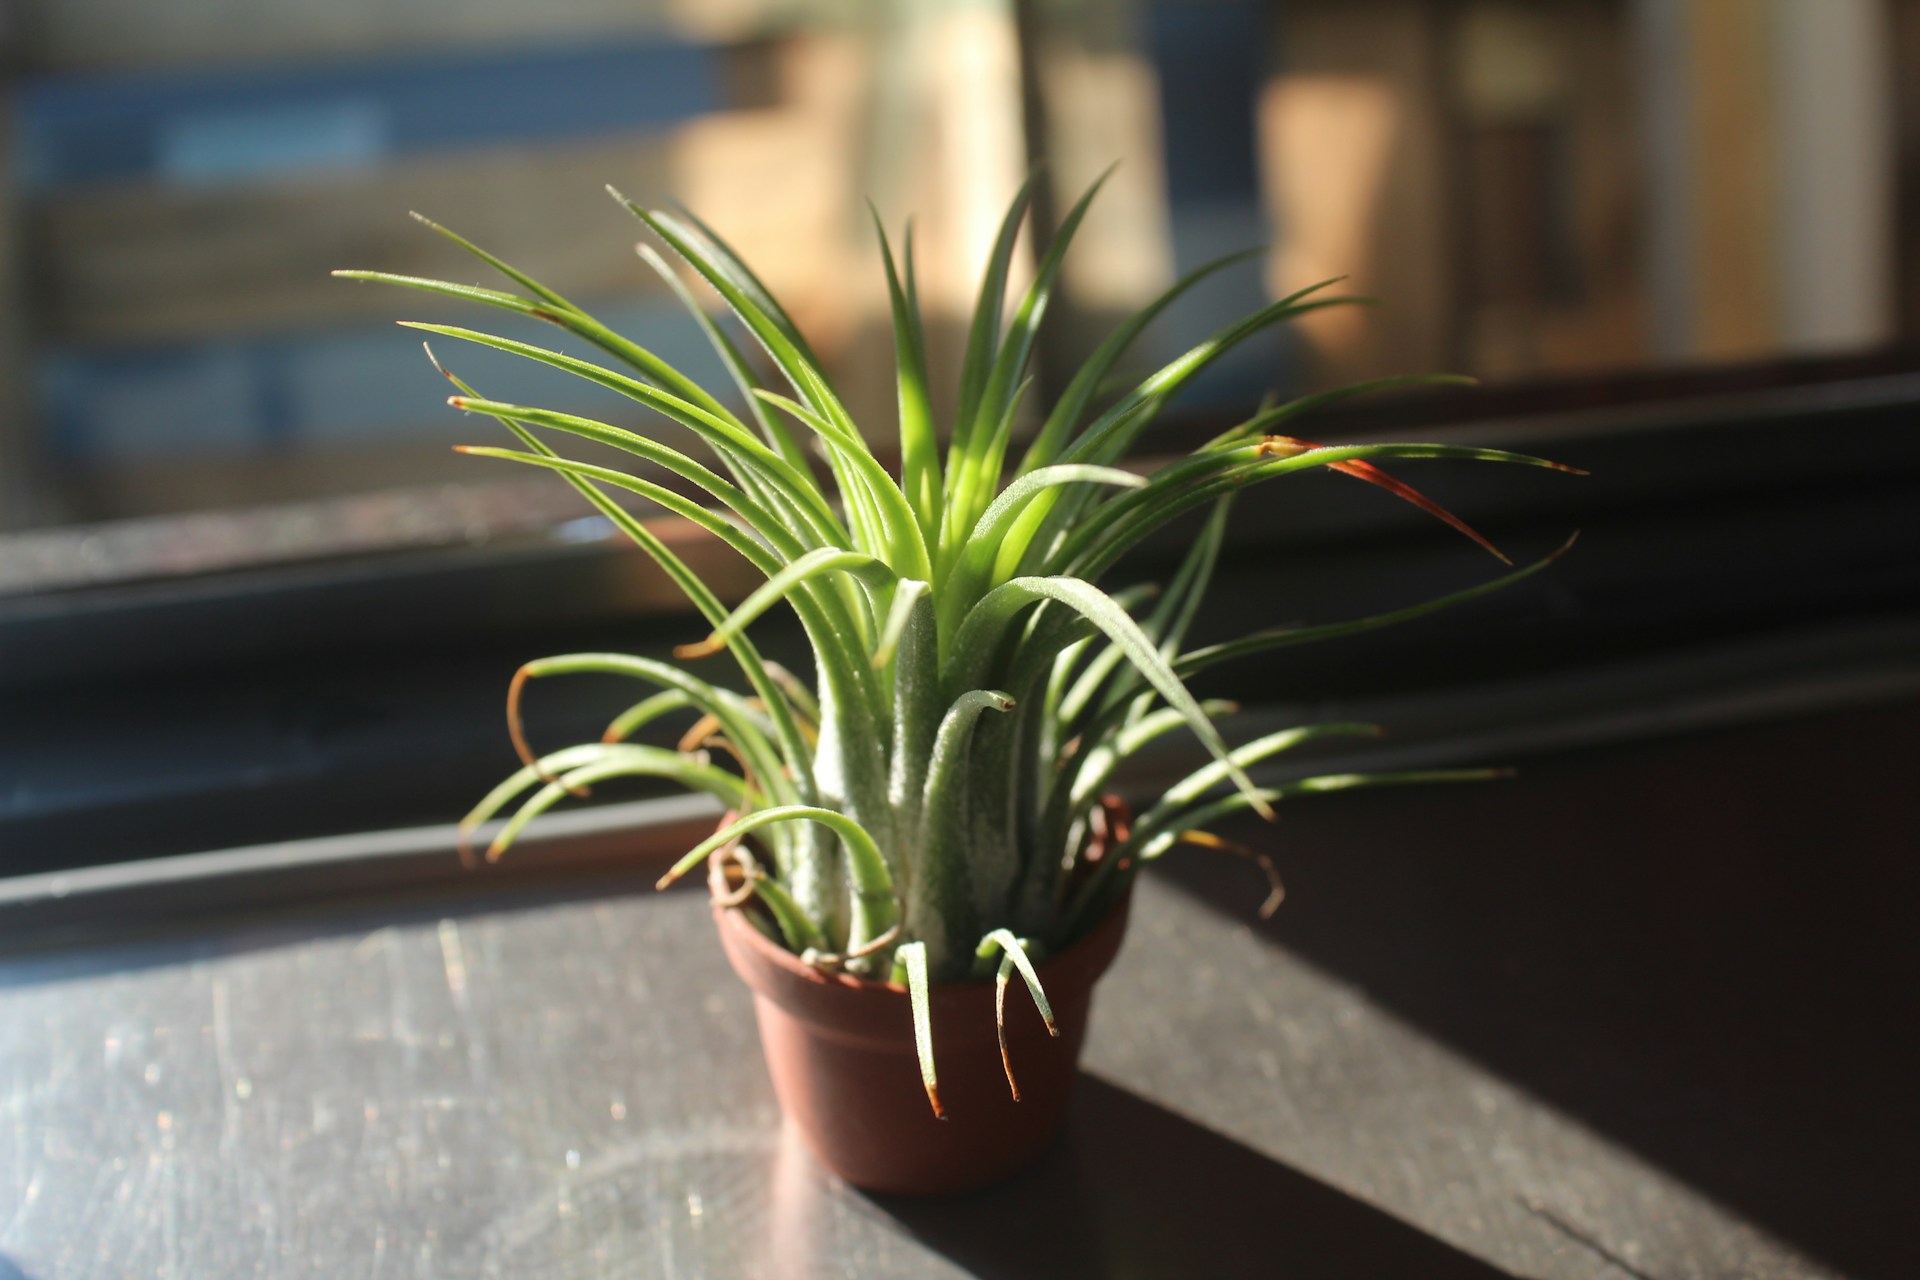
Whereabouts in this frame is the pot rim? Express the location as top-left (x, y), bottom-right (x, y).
top-left (713, 889), bottom-right (1132, 1000)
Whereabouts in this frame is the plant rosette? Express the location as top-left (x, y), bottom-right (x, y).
top-left (341, 169), bottom-right (1579, 1194)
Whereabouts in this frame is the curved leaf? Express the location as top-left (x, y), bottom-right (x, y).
top-left (657, 805), bottom-right (899, 953)
top-left (949, 576), bottom-right (1271, 819)
top-left (677, 548), bottom-right (899, 659)
top-left (485, 748), bottom-right (750, 861)
top-left (1177, 534), bottom-right (1580, 676)
top-left (976, 928), bottom-right (1058, 1101)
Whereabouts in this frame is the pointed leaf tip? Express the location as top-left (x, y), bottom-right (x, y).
top-left (673, 636), bottom-right (726, 660)
top-left (1301, 441), bottom-right (1514, 565)
top-left (994, 963), bottom-right (1021, 1100)
top-left (901, 940), bottom-right (941, 1117)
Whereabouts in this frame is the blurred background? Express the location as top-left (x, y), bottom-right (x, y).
top-left (1, 0), bottom-right (1916, 868)
top-left (0, 0), bottom-right (1910, 534)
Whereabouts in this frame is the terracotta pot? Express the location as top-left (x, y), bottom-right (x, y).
top-left (714, 894), bottom-right (1131, 1196)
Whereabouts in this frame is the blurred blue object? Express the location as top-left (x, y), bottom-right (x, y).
top-left (40, 298), bottom-right (731, 461)
top-left (13, 40), bottom-right (717, 191)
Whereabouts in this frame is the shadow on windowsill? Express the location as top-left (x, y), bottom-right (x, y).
top-left (1166, 700), bottom-right (1920, 1280)
top-left (865, 1073), bottom-right (1516, 1280)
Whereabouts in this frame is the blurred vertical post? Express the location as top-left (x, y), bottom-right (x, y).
top-left (1258, 0), bottom-right (1453, 389)
top-left (1768, 0), bottom-right (1895, 355)
top-left (1014, 0), bottom-right (1174, 393)
top-left (867, 0), bottom-right (1030, 418)
top-left (1635, 0), bottom-right (1896, 363)
top-left (0, 8), bottom-right (55, 531)
top-left (1898, 0), bottom-right (1920, 345)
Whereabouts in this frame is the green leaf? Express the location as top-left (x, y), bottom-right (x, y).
top-left (737, 867), bottom-right (828, 954)
top-left (885, 583), bottom-right (942, 884)
top-left (949, 577), bottom-right (1272, 818)
top-left (949, 172), bottom-right (1036, 488)
top-left (1013, 244), bottom-right (1268, 477)
top-left (451, 443), bottom-right (781, 564)
top-left (1061, 442), bottom-right (1578, 583)
top-left (342, 263), bottom-right (733, 422)
top-left (517, 652), bottom-right (789, 801)
top-left (675, 547), bottom-right (899, 660)
top-left (454, 443), bottom-right (887, 766)
top-left (407, 211), bottom-right (581, 312)
top-left (1177, 534), bottom-right (1580, 677)
top-left (872, 578), bottom-right (932, 671)
top-left (1133, 769), bottom-right (1512, 862)
top-left (752, 390), bottom-right (934, 581)
top-left (485, 748), bottom-right (750, 861)
top-left (1199, 374), bottom-right (1480, 451)
top-left (976, 929), bottom-right (1056, 1030)
top-left (1057, 498), bottom-right (1232, 727)
top-left (1059, 698), bottom-right (1239, 824)
top-left (1062, 282), bottom-right (1364, 465)
top-left (996, 284), bottom-right (1367, 583)
top-left (968, 464), bottom-right (1144, 560)
top-left (661, 199), bottom-right (827, 369)
top-left (414, 327), bottom-right (844, 546)
top-left (602, 690), bottom-right (697, 744)
top-left (976, 928), bottom-right (1058, 1101)
top-left (908, 690), bottom-right (1016, 970)
top-left (870, 208), bottom-right (943, 546)
top-left (940, 464), bottom-right (1145, 636)
top-left (634, 241), bottom-right (812, 473)
top-left (618, 196), bottom-right (903, 569)
top-left (659, 805), bottom-right (899, 954)
top-left (426, 358), bottom-right (814, 815)
top-left (460, 743), bottom-right (622, 837)
top-left (1147, 722), bottom-right (1384, 816)
top-left (946, 167), bottom-right (1113, 553)
top-left (898, 940), bottom-right (943, 1118)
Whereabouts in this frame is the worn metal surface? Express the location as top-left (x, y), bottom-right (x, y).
top-left (4, 703), bottom-right (1911, 1278)
top-left (0, 888), bottom-right (1843, 1279)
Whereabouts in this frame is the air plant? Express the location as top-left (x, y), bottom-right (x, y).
top-left (337, 173), bottom-right (1576, 1115)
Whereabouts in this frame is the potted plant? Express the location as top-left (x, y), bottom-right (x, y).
top-left (338, 174), bottom-right (1575, 1195)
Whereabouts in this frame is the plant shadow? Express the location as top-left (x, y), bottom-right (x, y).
top-left (865, 1073), bottom-right (1518, 1280)
top-left (1159, 702), bottom-right (1920, 1280)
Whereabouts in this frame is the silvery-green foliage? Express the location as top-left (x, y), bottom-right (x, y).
top-left (342, 176), bottom-right (1574, 1109)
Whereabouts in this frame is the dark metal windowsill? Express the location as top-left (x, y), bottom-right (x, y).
top-left (1, 363), bottom-right (1913, 1273)
top-left (2, 695), bottom-right (1910, 1279)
